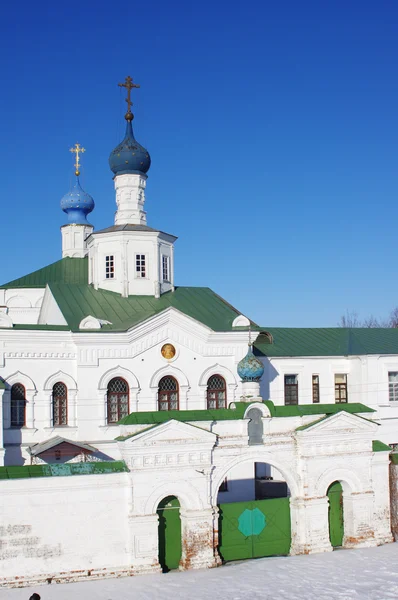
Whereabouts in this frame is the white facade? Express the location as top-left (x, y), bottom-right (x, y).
top-left (0, 408), bottom-right (393, 587)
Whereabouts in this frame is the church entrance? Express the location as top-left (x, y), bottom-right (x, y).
top-left (217, 460), bottom-right (291, 562)
top-left (327, 481), bottom-right (344, 547)
top-left (157, 496), bottom-right (182, 572)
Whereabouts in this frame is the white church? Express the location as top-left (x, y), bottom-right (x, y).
top-left (0, 77), bottom-right (397, 588)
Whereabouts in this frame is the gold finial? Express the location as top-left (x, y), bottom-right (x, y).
top-left (70, 142), bottom-right (85, 176)
top-left (118, 75), bottom-right (140, 121)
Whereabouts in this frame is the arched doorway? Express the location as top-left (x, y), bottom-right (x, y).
top-left (327, 481), bottom-right (344, 547)
top-left (217, 459), bottom-right (291, 562)
top-left (157, 496), bottom-right (182, 572)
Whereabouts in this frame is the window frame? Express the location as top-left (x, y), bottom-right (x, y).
top-left (107, 377), bottom-right (130, 424)
top-left (206, 374), bottom-right (227, 409)
top-left (162, 255), bottom-right (170, 282)
top-left (284, 374), bottom-right (298, 406)
top-left (335, 374), bottom-right (348, 404)
top-left (389, 372), bottom-right (398, 402)
top-left (105, 255), bottom-right (115, 280)
top-left (158, 376), bottom-right (179, 411)
top-left (312, 375), bottom-right (320, 404)
top-left (52, 382), bottom-right (68, 426)
top-left (135, 253), bottom-right (147, 279)
top-left (10, 383), bottom-right (26, 428)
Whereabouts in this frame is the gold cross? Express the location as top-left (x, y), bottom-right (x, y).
top-left (118, 75), bottom-right (140, 120)
top-left (70, 142), bottom-right (85, 176)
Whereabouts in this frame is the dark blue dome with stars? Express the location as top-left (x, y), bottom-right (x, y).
top-left (109, 120), bottom-right (151, 177)
top-left (60, 177), bottom-right (95, 225)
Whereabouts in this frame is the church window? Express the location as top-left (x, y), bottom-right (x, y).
top-left (389, 372), bottom-right (398, 402)
top-left (11, 383), bottom-right (26, 427)
top-left (162, 255), bottom-right (169, 282)
top-left (284, 375), bottom-right (298, 405)
top-left (107, 378), bottom-right (129, 423)
top-left (312, 375), bottom-right (320, 403)
top-left (207, 375), bottom-right (226, 409)
top-left (335, 374), bottom-right (348, 403)
top-left (135, 254), bottom-right (146, 278)
top-left (158, 376), bottom-right (179, 411)
top-left (52, 382), bottom-right (67, 426)
top-left (105, 255), bottom-right (115, 279)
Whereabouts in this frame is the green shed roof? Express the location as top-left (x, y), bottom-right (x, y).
top-left (372, 440), bottom-right (391, 452)
top-left (118, 401), bottom-right (374, 426)
top-left (0, 461), bottom-right (129, 480)
top-left (254, 327), bottom-right (398, 357)
top-left (0, 257), bottom-right (88, 288)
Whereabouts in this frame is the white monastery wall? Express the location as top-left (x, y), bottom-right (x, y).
top-left (0, 472), bottom-right (130, 585)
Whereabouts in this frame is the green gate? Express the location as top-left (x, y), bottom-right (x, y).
top-left (218, 497), bottom-right (291, 562)
top-left (327, 482), bottom-right (344, 547)
top-left (157, 496), bottom-right (182, 572)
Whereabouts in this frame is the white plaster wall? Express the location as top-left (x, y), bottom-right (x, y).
top-left (0, 472), bottom-right (130, 583)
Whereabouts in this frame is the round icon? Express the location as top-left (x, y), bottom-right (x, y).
top-left (161, 343), bottom-right (176, 360)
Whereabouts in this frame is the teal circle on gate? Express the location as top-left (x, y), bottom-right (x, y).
top-left (238, 508), bottom-right (266, 536)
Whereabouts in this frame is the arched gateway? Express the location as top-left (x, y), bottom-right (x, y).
top-left (215, 456), bottom-right (293, 562)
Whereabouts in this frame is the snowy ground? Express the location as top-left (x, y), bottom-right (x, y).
top-left (3, 543), bottom-right (398, 600)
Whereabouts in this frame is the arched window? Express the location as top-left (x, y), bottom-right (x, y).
top-left (207, 375), bottom-right (226, 409)
top-left (11, 383), bottom-right (26, 427)
top-left (107, 377), bottom-right (129, 423)
top-left (158, 376), bottom-right (179, 411)
top-left (52, 382), bottom-right (67, 426)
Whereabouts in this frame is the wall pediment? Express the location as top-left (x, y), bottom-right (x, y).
top-left (123, 419), bottom-right (217, 447)
top-left (296, 411), bottom-right (378, 437)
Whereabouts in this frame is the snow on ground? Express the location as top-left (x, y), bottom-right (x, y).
top-left (3, 543), bottom-right (398, 600)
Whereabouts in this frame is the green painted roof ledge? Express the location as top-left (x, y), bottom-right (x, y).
top-left (118, 401), bottom-right (374, 426)
top-left (373, 440), bottom-right (392, 453)
top-left (0, 461), bottom-right (129, 480)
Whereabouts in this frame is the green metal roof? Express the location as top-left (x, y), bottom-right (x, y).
top-left (254, 327), bottom-right (398, 357)
top-left (0, 258), bottom-right (255, 333)
top-left (372, 440), bottom-right (391, 452)
top-left (0, 257), bottom-right (88, 288)
top-left (47, 283), bottom-right (252, 333)
top-left (0, 460), bottom-right (129, 480)
top-left (118, 401), bottom-right (374, 426)
top-left (3, 259), bottom-right (398, 356)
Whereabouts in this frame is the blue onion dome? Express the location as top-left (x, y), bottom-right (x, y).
top-left (237, 345), bottom-right (265, 382)
top-left (109, 120), bottom-right (151, 177)
top-left (61, 177), bottom-right (95, 225)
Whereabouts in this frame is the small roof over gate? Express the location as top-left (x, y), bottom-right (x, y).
top-left (28, 436), bottom-right (97, 456)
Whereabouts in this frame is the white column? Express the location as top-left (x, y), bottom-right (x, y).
top-left (0, 389), bottom-right (5, 466)
top-left (114, 174), bottom-right (147, 225)
top-left (3, 390), bottom-right (10, 429)
top-left (127, 513), bottom-right (162, 574)
top-left (289, 496), bottom-right (333, 555)
top-left (179, 508), bottom-right (221, 570)
top-left (26, 391), bottom-right (37, 429)
top-left (371, 454), bottom-right (394, 545)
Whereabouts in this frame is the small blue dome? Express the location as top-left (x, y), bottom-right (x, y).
top-left (109, 120), bottom-right (151, 176)
top-left (237, 346), bottom-right (264, 382)
top-left (61, 178), bottom-right (95, 225)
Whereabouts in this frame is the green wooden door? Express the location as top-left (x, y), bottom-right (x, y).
top-left (157, 496), bottom-right (182, 572)
top-left (218, 497), bottom-right (291, 562)
top-left (328, 482), bottom-right (344, 547)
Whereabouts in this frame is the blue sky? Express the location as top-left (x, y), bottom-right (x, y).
top-left (1, 0), bottom-right (397, 327)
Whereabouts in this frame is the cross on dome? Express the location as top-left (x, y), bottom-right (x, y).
top-left (118, 75), bottom-right (140, 122)
top-left (70, 142), bottom-right (86, 176)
